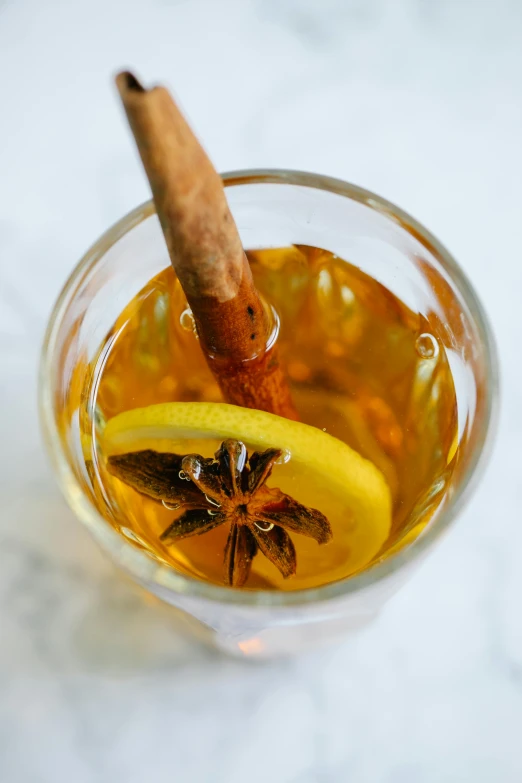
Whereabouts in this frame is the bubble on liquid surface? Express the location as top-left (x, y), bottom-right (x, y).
top-left (179, 308), bottom-right (197, 336)
top-left (254, 521), bottom-right (274, 532)
top-left (204, 494), bottom-right (221, 508)
top-left (275, 449), bottom-right (291, 465)
top-left (415, 332), bottom-right (439, 360)
top-left (235, 442), bottom-right (248, 473)
top-left (162, 500), bottom-right (180, 511)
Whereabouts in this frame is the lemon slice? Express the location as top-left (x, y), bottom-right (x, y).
top-left (103, 402), bottom-right (392, 570)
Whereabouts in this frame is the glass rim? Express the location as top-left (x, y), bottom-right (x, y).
top-left (39, 168), bottom-right (499, 608)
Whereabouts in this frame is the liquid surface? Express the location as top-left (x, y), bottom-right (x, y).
top-left (82, 245), bottom-right (458, 590)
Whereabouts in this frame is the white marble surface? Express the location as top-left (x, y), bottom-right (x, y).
top-left (0, 0), bottom-right (521, 780)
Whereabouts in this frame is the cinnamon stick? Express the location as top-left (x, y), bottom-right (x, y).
top-left (115, 71), bottom-right (297, 420)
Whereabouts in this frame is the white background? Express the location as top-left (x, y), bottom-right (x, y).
top-left (1, 1), bottom-right (521, 781)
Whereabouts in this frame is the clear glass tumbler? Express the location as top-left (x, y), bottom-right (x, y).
top-left (39, 170), bottom-right (498, 658)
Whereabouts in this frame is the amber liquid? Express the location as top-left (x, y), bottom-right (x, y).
top-left (84, 245), bottom-right (458, 590)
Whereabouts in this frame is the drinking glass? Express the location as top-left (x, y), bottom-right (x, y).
top-left (39, 170), bottom-right (497, 658)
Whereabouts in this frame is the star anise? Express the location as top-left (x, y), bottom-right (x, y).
top-left (107, 440), bottom-right (332, 586)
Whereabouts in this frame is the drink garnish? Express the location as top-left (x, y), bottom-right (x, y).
top-left (103, 402), bottom-right (392, 584)
top-left (108, 440), bottom-right (332, 586)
